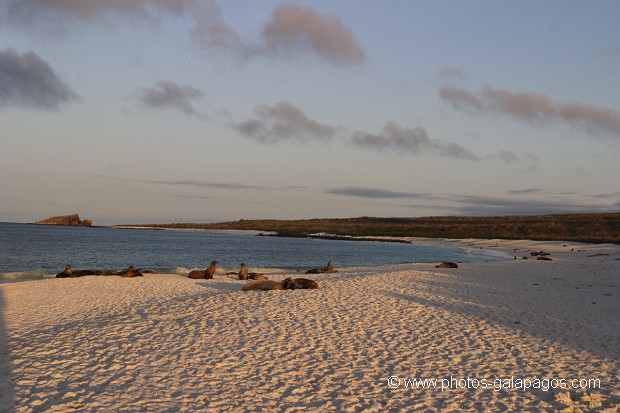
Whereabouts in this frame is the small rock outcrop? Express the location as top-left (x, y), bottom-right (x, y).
top-left (34, 214), bottom-right (92, 227)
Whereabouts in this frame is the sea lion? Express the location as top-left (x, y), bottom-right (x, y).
top-left (118, 265), bottom-right (136, 276)
top-left (283, 277), bottom-right (319, 290)
top-left (55, 264), bottom-right (99, 277)
top-left (238, 263), bottom-right (248, 280)
top-left (435, 262), bottom-right (459, 269)
top-left (122, 267), bottom-right (144, 277)
top-left (536, 256), bottom-right (553, 261)
top-left (306, 260), bottom-right (337, 274)
top-left (241, 279), bottom-right (285, 291)
top-left (73, 269), bottom-right (103, 276)
top-left (56, 264), bottom-right (73, 278)
top-left (188, 260), bottom-right (218, 279)
top-left (248, 273), bottom-right (268, 280)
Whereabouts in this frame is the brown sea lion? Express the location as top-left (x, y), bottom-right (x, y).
top-left (122, 267), bottom-right (144, 277)
top-left (435, 262), bottom-right (459, 268)
top-left (248, 273), bottom-right (268, 280)
top-left (238, 263), bottom-right (248, 280)
top-left (56, 264), bottom-right (101, 277)
top-left (118, 265), bottom-right (136, 276)
top-left (283, 277), bottom-right (319, 290)
top-left (241, 279), bottom-right (285, 291)
top-left (188, 260), bottom-right (218, 279)
top-left (73, 269), bottom-right (103, 276)
top-left (56, 264), bottom-right (73, 278)
top-left (306, 260), bottom-right (338, 274)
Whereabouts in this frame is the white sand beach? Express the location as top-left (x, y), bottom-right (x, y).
top-left (1, 239), bottom-right (619, 412)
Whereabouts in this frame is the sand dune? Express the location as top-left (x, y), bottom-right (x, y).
top-left (0, 239), bottom-right (618, 412)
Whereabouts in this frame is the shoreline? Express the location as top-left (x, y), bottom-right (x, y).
top-left (1, 238), bottom-right (619, 411)
top-left (2, 236), bottom-right (617, 282)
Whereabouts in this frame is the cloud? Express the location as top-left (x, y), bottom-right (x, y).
top-left (95, 175), bottom-right (306, 191)
top-left (350, 121), bottom-right (479, 160)
top-left (326, 187), bottom-right (431, 199)
top-left (440, 194), bottom-right (618, 216)
top-left (133, 80), bottom-right (206, 117)
top-left (0, 48), bottom-right (78, 110)
top-left (439, 87), bottom-right (483, 112)
top-left (145, 179), bottom-right (265, 190)
top-left (3, 1), bottom-right (364, 66)
top-left (230, 101), bottom-right (338, 143)
top-left (259, 4), bottom-right (365, 65)
top-left (506, 188), bottom-right (544, 195)
top-left (189, 0), bottom-right (243, 51)
top-left (440, 85), bottom-right (620, 137)
top-left (592, 191), bottom-right (620, 199)
top-left (232, 102), bottom-right (535, 164)
top-left (326, 185), bottom-right (620, 215)
top-left (2, 0), bottom-right (197, 25)
top-left (97, 175), bottom-right (269, 190)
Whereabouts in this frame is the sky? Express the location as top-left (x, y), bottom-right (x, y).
top-left (1, 0), bottom-right (619, 225)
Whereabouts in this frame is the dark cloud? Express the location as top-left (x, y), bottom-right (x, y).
top-left (592, 191), bottom-right (620, 199)
top-left (438, 194), bottom-right (617, 216)
top-left (260, 4), bottom-right (365, 65)
top-left (3, 1), bottom-right (364, 66)
top-left (350, 121), bottom-right (479, 160)
top-left (326, 185), bottom-right (620, 215)
top-left (133, 80), bottom-right (205, 117)
top-left (145, 178), bottom-right (266, 190)
top-left (440, 85), bottom-right (620, 137)
top-left (230, 101), bottom-right (338, 143)
top-left (0, 48), bottom-right (78, 110)
top-left (232, 103), bottom-right (536, 164)
top-left (95, 175), bottom-right (305, 191)
top-left (507, 188), bottom-right (544, 195)
top-left (326, 187), bottom-right (431, 199)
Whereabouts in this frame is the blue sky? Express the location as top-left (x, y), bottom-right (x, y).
top-left (1, 0), bottom-right (619, 225)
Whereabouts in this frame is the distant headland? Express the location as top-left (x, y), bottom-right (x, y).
top-left (33, 214), bottom-right (92, 227)
top-left (114, 213), bottom-right (620, 244)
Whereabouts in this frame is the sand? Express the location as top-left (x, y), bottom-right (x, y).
top-left (0, 239), bottom-right (619, 412)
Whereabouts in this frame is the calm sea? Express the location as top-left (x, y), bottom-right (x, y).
top-left (0, 222), bottom-right (508, 281)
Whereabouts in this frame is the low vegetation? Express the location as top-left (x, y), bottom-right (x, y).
top-left (119, 213), bottom-right (620, 244)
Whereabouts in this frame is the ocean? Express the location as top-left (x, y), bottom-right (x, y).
top-left (0, 222), bottom-right (508, 281)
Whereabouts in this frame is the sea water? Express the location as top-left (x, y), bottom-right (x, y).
top-left (0, 222), bottom-right (508, 281)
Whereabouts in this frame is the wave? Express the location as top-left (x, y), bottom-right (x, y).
top-left (0, 270), bottom-right (51, 281)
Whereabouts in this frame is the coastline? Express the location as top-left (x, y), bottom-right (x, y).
top-left (1, 238), bottom-right (618, 411)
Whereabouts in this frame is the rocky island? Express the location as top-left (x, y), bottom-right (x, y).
top-left (33, 213), bottom-right (92, 227)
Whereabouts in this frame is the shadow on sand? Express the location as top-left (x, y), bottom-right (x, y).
top-left (197, 280), bottom-right (243, 292)
top-left (376, 267), bottom-right (619, 362)
top-left (0, 289), bottom-right (15, 412)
